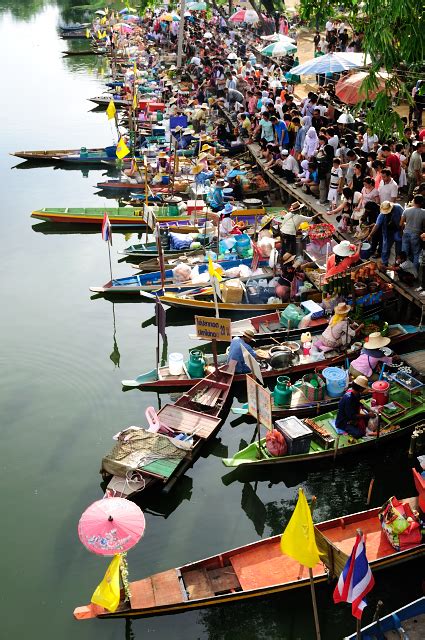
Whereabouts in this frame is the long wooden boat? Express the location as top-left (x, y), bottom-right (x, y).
top-left (154, 280), bottom-right (323, 313)
top-left (123, 324), bottom-right (419, 390)
top-left (74, 482), bottom-right (425, 620)
top-left (223, 385), bottom-right (425, 468)
top-left (345, 596), bottom-right (425, 639)
top-left (96, 180), bottom-right (190, 193)
top-left (90, 258), bottom-right (270, 295)
top-left (89, 96), bottom-right (131, 108)
top-left (60, 31), bottom-right (88, 39)
top-left (11, 147), bottom-right (107, 162)
top-left (62, 50), bottom-right (99, 57)
top-left (100, 362), bottom-right (235, 499)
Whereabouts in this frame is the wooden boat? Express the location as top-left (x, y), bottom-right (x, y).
top-left (59, 23), bottom-right (90, 32)
top-left (96, 180), bottom-right (190, 193)
top-left (154, 278), bottom-right (322, 313)
top-left (223, 384), bottom-right (425, 468)
top-left (90, 258), bottom-right (270, 295)
top-left (60, 31), bottom-right (88, 39)
top-left (345, 596), bottom-right (425, 639)
top-left (73, 478), bottom-right (425, 620)
top-left (123, 323), bottom-right (419, 390)
top-left (11, 147), bottom-right (107, 162)
top-left (100, 362), bottom-right (235, 499)
top-left (88, 96), bottom-right (131, 108)
top-left (62, 50), bottom-right (99, 57)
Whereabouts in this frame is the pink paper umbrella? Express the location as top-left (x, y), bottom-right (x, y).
top-left (78, 497), bottom-right (146, 556)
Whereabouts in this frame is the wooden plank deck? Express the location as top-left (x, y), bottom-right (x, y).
top-left (130, 569), bottom-right (184, 610)
top-left (158, 405), bottom-right (221, 439)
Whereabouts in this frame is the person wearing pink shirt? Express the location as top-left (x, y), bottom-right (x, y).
top-left (349, 332), bottom-right (392, 381)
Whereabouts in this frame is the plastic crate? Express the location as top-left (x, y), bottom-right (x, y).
top-left (274, 417), bottom-right (313, 455)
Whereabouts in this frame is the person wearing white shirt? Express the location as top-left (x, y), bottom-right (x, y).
top-left (325, 20), bottom-right (334, 33)
top-left (279, 201), bottom-right (314, 254)
top-left (378, 169), bottom-right (398, 203)
top-left (361, 128), bottom-right (379, 154)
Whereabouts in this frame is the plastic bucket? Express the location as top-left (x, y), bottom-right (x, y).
top-left (360, 242), bottom-right (371, 260)
top-left (169, 353), bottom-right (184, 376)
top-left (322, 367), bottom-right (348, 398)
top-left (371, 380), bottom-right (389, 406)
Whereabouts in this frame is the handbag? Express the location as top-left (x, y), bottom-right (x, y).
top-left (378, 497), bottom-right (422, 551)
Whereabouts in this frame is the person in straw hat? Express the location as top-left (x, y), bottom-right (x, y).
top-left (279, 201), bottom-right (315, 255)
top-left (314, 302), bottom-right (356, 351)
top-left (335, 375), bottom-right (377, 439)
top-left (191, 163), bottom-right (214, 186)
top-left (349, 331), bottom-right (393, 381)
top-left (325, 240), bottom-right (361, 280)
top-left (226, 329), bottom-right (258, 374)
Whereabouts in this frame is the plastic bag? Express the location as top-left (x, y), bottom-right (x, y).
top-left (268, 248), bottom-right (279, 268)
top-left (258, 236), bottom-right (275, 258)
top-left (265, 429), bottom-right (287, 457)
top-left (239, 264), bottom-right (252, 278)
top-left (172, 263), bottom-right (192, 283)
top-left (378, 497), bottom-right (422, 551)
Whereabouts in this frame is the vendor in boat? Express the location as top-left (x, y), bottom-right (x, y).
top-left (325, 240), bottom-right (361, 281)
top-left (226, 329), bottom-right (257, 374)
top-left (275, 252), bottom-right (296, 300)
top-left (349, 332), bottom-right (392, 381)
top-left (315, 302), bottom-right (356, 351)
top-left (219, 203), bottom-right (242, 238)
top-left (279, 202), bottom-right (315, 255)
top-left (208, 178), bottom-right (234, 212)
top-left (191, 163), bottom-right (215, 186)
top-left (156, 151), bottom-right (171, 173)
top-left (335, 375), bottom-right (375, 438)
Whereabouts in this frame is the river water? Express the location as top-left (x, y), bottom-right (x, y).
top-left (0, 4), bottom-right (422, 639)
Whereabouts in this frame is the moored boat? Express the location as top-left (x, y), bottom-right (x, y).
top-left (11, 147), bottom-right (108, 162)
top-left (100, 362), bottom-right (236, 498)
top-left (89, 96), bottom-right (131, 108)
top-left (123, 323), bottom-right (420, 390)
top-left (73, 477), bottom-right (425, 620)
top-left (223, 383), bottom-right (425, 468)
top-left (344, 596), bottom-right (425, 639)
top-left (89, 257), bottom-right (270, 295)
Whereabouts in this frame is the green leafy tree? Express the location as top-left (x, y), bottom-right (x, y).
top-left (299, 0), bottom-right (425, 136)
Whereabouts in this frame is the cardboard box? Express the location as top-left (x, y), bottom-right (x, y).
top-left (222, 279), bottom-right (243, 303)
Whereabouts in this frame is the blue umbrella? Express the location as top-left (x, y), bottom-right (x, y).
top-left (289, 52), bottom-right (371, 76)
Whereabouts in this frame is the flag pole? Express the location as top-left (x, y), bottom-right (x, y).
top-left (107, 238), bottom-right (113, 282)
top-left (356, 618), bottom-right (361, 640)
top-left (308, 568), bottom-right (321, 640)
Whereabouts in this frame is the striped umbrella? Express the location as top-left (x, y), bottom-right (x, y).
top-left (289, 52), bottom-right (371, 76)
top-left (336, 71), bottom-right (390, 104)
top-left (261, 41), bottom-right (297, 57)
top-left (229, 9), bottom-right (264, 24)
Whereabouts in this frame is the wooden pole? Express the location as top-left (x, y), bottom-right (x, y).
top-left (308, 568), bottom-right (322, 640)
top-left (107, 238), bottom-right (113, 282)
top-left (356, 617), bottom-right (361, 640)
top-left (211, 338), bottom-right (219, 371)
top-left (176, 0), bottom-right (186, 69)
top-left (255, 381), bottom-right (262, 459)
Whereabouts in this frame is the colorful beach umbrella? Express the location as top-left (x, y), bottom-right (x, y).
top-left (261, 33), bottom-right (296, 44)
top-left (159, 12), bottom-right (173, 22)
top-left (78, 497), bottom-right (146, 556)
top-left (335, 71), bottom-right (390, 104)
top-left (229, 9), bottom-right (263, 24)
top-left (289, 52), bottom-right (371, 76)
top-left (261, 41), bottom-right (297, 57)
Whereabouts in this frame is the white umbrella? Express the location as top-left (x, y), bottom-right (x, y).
top-left (289, 52), bottom-right (371, 76)
top-left (337, 113), bottom-right (356, 124)
top-left (261, 33), bottom-right (296, 44)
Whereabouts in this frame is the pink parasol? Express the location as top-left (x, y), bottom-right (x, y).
top-left (78, 497), bottom-right (146, 556)
top-left (335, 71), bottom-right (390, 105)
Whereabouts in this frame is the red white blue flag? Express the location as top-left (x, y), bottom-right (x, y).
top-left (101, 212), bottom-right (112, 244)
top-left (333, 532), bottom-right (375, 619)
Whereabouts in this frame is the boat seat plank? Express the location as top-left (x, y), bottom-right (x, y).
top-left (158, 366), bottom-right (190, 381)
top-left (130, 577), bottom-right (156, 610)
top-left (141, 457), bottom-right (182, 479)
top-left (183, 568), bottom-right (215, 600)
top-left (158, 405), bottom-right (221, 439)
top-left (208, 566), bottom-right (241, 592)
top-left (323, 520), bottom-right (394, 561)
top-left (230, 540), bottom-right (324, 590)
top-left (151, 569), bottom-right (184, 606)
top-left (208, 381), bottom-right (230, 391)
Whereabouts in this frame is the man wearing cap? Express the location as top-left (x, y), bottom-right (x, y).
top-left (349, 332), bottom-right (393, 381)
top-left (226, 330), bottom-right (257, 374)
top-left (366, 200), bottom-right (403, 265)
top-left (276, 150), bottom-right (299, 183)
top-left (335, 375), bottom-right (376, 438)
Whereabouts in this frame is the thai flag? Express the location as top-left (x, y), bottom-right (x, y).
top-left (101, 213), bottom-right (112, 244)
top-left (333, 532), bottom-right (375, 619)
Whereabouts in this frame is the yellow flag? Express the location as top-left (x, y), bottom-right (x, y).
top-left (133, 92), bottom-right (138, 110)
top-left (91, 555), bottom-right (121, 612)
top-left (116, 137), bottom-right (130, 160)
top-left (208, 256), bottom-right (222, 282)
top-left (85, 28), bottom-right (90, 38)
top-left (133, 61), bottom-right (138, 76)
top-left (102, 30), bottom-right (107, 39)
top-left (106, 100), bottom-right (116, 120)
top-left (280, 488), bottom-right (320, 568)
top-left (100, 16), bottom-right (106, 24)
top-left (97, 30), bottom-right (102, 39)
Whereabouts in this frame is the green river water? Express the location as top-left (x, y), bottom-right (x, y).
top-left (0, 3), bottom-right (423, 639)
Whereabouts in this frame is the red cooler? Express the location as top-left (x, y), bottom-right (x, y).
top-left (371, 380), bottom-right (390, 406)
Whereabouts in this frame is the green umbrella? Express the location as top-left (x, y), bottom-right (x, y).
top-left (261, 41), bottom-right (297, 57)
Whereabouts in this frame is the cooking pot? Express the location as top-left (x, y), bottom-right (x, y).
top-left (280, 341), bottom-right (301, 356)
top-left (269, 346), bottom-right (293, 369)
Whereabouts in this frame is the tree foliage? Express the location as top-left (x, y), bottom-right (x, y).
top-left (299, 0), bottom-right (425, 136)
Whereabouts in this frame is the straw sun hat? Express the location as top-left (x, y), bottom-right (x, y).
top-left (353, 375), bottom-right (369, 389)
top-left (333, 302), bottom-right (351, 315)
top-left (363, 332), bottom-right (391, 350)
